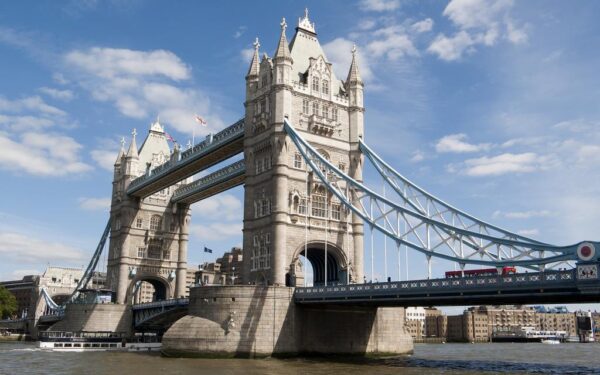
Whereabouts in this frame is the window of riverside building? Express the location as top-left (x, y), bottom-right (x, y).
top-left (150, 215), bottom-right (162, 231)
top-left (332, 108), bottom-right (338, 121)
top-left (312, 77), bottom-right (319, 91)
top-left (322, 105), bottom-right (329, 119)
top-left (294, 153), bottom-right (302, 169)
top-left (312, 102), bottom-right (319, 116)
top-left (322, 80), bottom-right (329, 95)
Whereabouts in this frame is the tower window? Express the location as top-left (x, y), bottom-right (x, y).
top-left (162, 249), bottom-right (171, 260)
top-left (294, 153), bottom-right (302, 169)
top-left (136, 218), bottom-right (143, 229)
top-left (312, 77), bottom-right (319, 92)
top-left (137, 246), bottom-right (146, 258)
top-left (150, 215), bottom-right (162, 231)
top-left (311, 187), bottom-right (327, 218)
top-left (148, 241), bottom-right (161, 259)
top-left (322, 80), bottom-right (329, 95)
top-left (261, 75), bottom-right (268, 88)
top-left (302, 99), bottom-right (309, 114)
top-left (298, 197), bottom-right (307, 215)
top-left (331, 203), bottom-right (341, 220)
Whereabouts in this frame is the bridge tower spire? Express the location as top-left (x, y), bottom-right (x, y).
top-left (241, 10), bottom-right (364, 286)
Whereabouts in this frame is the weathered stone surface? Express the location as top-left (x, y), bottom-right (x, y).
top-left (49, 303), bottom-right (132, 335)
top-left (162, 285), bottom-right (413, 357)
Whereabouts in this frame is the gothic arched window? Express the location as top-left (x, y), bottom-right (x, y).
top-left (150, 215), bottom-right (162, 231)
top-left (312, 77), bottom-right (319, 91)
top-left (322, 80), bottom-right (329, 95)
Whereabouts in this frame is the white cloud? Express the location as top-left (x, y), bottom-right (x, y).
top-left (0, 115), bottom-right (54, 132)
top-left (78, 197), bottom-right (111, 211)
top-left (367, 26), bottom-right (419, 60)
top-left (38, 87), bottom-right (75, 101)
top-left (517, 229), bottom-right (539, 237)
top-left (360, 0), bottom-right (400, 11)
top-left (454, 152), bottom-right (550, 176)
top-left (493, 210), bottom-right (553, 219)
top-left (192, 194), bottom-right (242, 221)
top-left (358, 19), bottom-right (377, 31)
top-left (410, 150), bottom-right (425, 163)
top-left (190, 222), bottom-right (242, 241)
top-left (435, 133), bottom-right (490, 153)
top-left (0, 95), bottom-right (66, 117)
top-left (0, 131), bottom-right (92, 176)
top-left (428, 31), bottom-right (474, 61)
top-left (429, 0), bottom-right (527, 61)
top-left (91, 148), bottom-right (119, 171)
top-left (240, 48), bottom-right (254, 63)
top-left (322, 38), bottom-right (373, 82)
top-left (411, 18), bottom-right (434, 33)
top-left (64, 47), bottom-right (190, 81)
top-left (233, 26), bottom-right (247, 39)
top-left (0, 231), bottom-right (86, 264)
top-left (64, 47), bottom-right (225, 136)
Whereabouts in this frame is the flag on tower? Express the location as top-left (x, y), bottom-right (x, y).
top-left (204, 246), bottom-right (213, 254)
top-left (194, 114), bottom-right (207, 126)
top-left (165, 132), bottom-right (177, 143)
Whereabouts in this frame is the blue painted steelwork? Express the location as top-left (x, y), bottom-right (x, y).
top-left (171, 160), bottom-right (246, 203)
top-left (294, 265), bottom-right (600, 306)
top-left (132, 298), bottom-right (189, 328)
top-left (283, 119), bottom-right (599, 269)
top-left (39, 219), bottom-right (111, 317)
top-left (127, 119), bottom-right (244, 197)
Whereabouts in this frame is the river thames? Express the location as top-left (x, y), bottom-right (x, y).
top-left (1, 342), bottom-right (600, 375)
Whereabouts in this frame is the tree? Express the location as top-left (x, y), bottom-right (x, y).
top-left (0, 286), bottom-right (17, 319)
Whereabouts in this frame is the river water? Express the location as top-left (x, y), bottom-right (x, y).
top-left (1, 342), bottom-right (599, 375)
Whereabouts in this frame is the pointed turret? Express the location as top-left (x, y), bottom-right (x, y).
top-left (126, 128), bottom-right (139, 159)
top-left (246, 38), bottom-right (260, 79)
top-left (114, 137), bottom-right (125, 166)
top-left (273, 18), bottom-right (292, 61)
top-left (346, 44), bottom-right (363, 86)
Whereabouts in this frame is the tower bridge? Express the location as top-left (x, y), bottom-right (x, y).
top-left (35, 10), bottom-right (600, 357)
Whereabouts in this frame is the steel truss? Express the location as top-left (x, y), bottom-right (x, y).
top-left (284, 119), bottom-right (595, 271)
top-left (42, 219), bottom-right (111, 314)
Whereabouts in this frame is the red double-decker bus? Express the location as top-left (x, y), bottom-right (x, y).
top-left (445, 266), bottom-right (517, 278)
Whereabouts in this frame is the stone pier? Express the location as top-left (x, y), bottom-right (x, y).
top-left (162, 285), bottom-right (413, 357)
top-left (49, 304), bottom-right (132, 336)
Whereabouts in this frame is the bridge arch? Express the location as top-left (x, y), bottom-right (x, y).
top-left (288, 241), bottom-right (348, 287)
top-left (128, 275), bottom-right (172, 304)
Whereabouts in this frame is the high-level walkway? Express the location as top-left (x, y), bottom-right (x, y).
top-left (127, 119), bottom-right (244, 198)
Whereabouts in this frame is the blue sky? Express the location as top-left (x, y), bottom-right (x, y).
top-left (0, 0), bottom-right (599, 311)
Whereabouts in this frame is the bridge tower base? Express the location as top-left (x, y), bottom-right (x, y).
top-left (161, 285), bottom-right (413, 357)
top-left (48, 304), bottom-right (132, 336)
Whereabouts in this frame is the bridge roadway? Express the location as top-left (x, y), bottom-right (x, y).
top-left (294, 268), bottom-right (600, 307)
top-left (126, 119), bottom-right (244, 198)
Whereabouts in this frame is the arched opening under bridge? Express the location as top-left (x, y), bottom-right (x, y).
top-left (130, 277), bottom-right (170, 304)
top-left (287, 242), bottom-right (347, 287)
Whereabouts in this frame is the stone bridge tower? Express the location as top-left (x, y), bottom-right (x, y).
top-left (242, 11), bottom-right (365, 286)
top-left (107, 120), bottom-right (191, 304)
